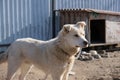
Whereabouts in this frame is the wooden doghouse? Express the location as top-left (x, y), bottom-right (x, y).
top-left (56, 9), bottom-right (120, 51)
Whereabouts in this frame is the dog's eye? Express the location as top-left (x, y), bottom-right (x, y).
top-left (74, 34), bottom-right (79, 37)
top-left (82, 34), bottom-right (85, 36)
top-left (81, 33), bottom-right (85, 36)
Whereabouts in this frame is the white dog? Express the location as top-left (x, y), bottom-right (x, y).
top-left (0, 21), bottom-right (88, 80)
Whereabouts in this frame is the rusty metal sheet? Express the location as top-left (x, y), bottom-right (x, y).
top-left (106, 21), bottom-right (120, 43)
top-left (58, 9), bottom-right (120, 16)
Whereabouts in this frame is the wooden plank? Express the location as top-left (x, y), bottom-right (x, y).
top-left (106, 21), bottom-right (120, 43)
top-left (90, 43), bottom-right (117, 47)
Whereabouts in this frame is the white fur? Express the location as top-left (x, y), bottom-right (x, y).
top-left (0, 21), bottom-right (88, 80)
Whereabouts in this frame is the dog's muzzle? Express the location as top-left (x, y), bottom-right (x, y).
top-left (76, 40), bottom-right (88, 48)
top-left (83, 40), bottom-right (89, 48)
top-left (83, 41), bottom-right (88, 46)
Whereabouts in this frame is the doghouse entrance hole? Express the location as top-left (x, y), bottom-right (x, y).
top-left (90, 19), bottom-right (105, 43)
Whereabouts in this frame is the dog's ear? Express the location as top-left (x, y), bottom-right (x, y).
top-left (76, 21), bottom-right (86, 29)
top-left (63, 24), bottom-right (71, 33)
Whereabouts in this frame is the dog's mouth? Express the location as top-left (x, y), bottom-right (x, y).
top-left (76, 45), bottom-right (80, 48)
top-left (76, 45), bottom-right (88, 48)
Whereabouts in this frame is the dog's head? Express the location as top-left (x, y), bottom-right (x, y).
top-left (59, 21), bottom-right (88, 48)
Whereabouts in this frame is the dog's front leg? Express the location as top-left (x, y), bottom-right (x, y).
top-left (51, 70), bottom-right (65, 80)
top-left (51, 74), bottom-right (64, 80)
top-left (62, 71), bottom-right (69, 80)
top-left (63, 57), bottom-right (75, 80)
top-left (42, 73), bottom-right (49, 80)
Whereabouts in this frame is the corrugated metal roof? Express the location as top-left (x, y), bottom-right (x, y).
top-left (55, 0), bottom-right (120, 12)
top-left (58, 8), bottom-right (120, 16)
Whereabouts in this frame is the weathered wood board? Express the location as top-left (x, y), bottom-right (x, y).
top-left (106, 21), bottom-right (120, 43)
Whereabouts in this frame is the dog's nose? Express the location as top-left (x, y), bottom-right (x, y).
top-left (83, 41), bottom-right (88, 45)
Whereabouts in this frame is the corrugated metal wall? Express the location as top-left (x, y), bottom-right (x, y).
top-left (0, 0), bottom-right (52, 44)
top-left (0, 0), bottom-right (120, 44)
top-left (55, 0), bottom-right (120, 12)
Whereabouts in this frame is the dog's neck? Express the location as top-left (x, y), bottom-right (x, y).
top-left (57, 38), bottom-right (80, 56)
top-left (57, 45), bottom-right (71, 56)
top-left (53, 39), bottom-right (80, 61)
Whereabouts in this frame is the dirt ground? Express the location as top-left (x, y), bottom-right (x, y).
top-left (0, 51), bottom-right (120, 80)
